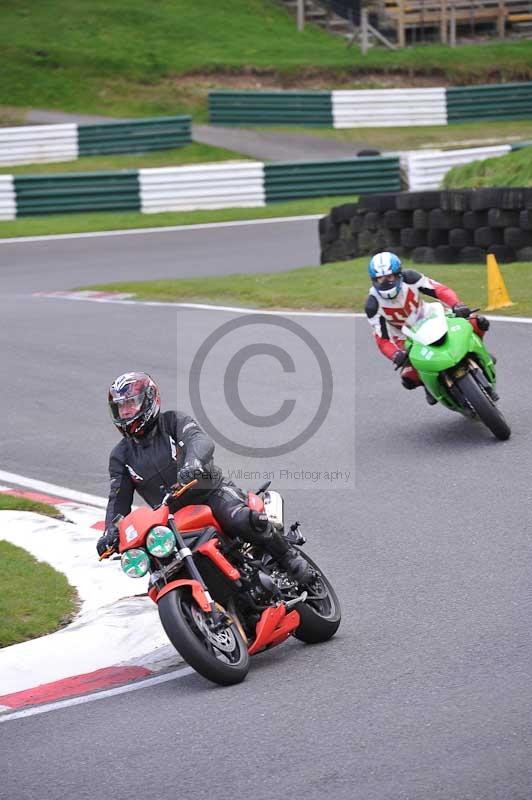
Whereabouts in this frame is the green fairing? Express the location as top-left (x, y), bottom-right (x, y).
top-left (406, 315), bottom-right (496, 412)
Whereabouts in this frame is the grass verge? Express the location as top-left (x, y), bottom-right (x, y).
top-left (1, 0), bottom-right (532, 119)
top-left (0, 197), bottom-right (344, 239)
top-left (443, 145), bottom-right (532, 188)
top-left (82, 258), bottom-right (532, 318)
top-left (0, 493), bottom-right (62, 517)
top-left (259, 121), bottom-right (532, 152)
top-left (0, 494), bottom-right (77, 648)
top-left (0, 142), bottom-right (250, 177)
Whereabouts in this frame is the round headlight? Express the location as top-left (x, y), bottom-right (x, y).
top-left (146, 526), bottom-right (176, 558)
top-left (121, 548), bottom-right (149, 578)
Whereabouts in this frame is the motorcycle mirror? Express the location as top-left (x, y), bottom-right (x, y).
top-left (256, 480), bottom-right (271, 495)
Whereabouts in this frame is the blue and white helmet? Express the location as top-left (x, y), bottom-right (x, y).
top-left (368, 252), bottom-right (403, 299)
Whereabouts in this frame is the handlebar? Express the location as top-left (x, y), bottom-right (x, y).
top-left (99, 479), bottom-right (199, 562)
top-left (161, 478), bottom-right (199, 507)
top-left (98, 546), bottom-right (116, 561)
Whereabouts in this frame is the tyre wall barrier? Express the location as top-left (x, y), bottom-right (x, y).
top-left (208, 82), bottom-right (532, 128)
top-left (0, 117), bottom-right (192, 167)
top-left (2, 156), bottom-right (400, 217)
top-left (320, 188), bottom-right (532, 265)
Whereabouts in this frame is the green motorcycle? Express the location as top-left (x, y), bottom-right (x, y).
top-left (402, 302), bottom-right (511, 441)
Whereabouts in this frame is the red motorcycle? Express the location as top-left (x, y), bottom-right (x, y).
top-left (100, 480), bottom-right (340, 685)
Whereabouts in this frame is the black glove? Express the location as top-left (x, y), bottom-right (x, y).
top-left (392, 350), bottom-right (409, 368)
top-left (96, 526), bottom-right (119, 557)
top-left (176, 459), bottom-right (206, 486)
top-left (453, 303), bottom-right (472, 318)
top-left (475, 315), bottom-right (490, 332)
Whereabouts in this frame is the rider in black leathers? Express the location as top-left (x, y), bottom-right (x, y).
top-left (97, 372), bottom-right (312, 583)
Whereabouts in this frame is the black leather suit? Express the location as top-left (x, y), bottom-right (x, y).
top-left (104, 411), bottom-right (272, 548)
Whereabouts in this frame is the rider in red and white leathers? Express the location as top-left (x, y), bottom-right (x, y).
top-left (365, 252), bottom-right (490, 394)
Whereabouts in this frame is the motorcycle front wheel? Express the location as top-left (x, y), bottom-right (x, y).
top-left (457, 372), bottom-right (511, 441)
top-left (292, 551), bottom-right (341, 644)
top-left (158, 587), bottom-right (250, 686)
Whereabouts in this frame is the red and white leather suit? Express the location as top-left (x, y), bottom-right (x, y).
top-left (365, 269), bottom-right (484, 387)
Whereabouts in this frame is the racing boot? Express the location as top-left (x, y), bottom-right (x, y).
top-left (276, 547), bottom-right (314, 584)
top-left (424, 388), bottom-right (438, 406)
top-left (250, 511), bottom-right (313, 584)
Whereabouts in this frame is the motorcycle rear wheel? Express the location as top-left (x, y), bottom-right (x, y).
top-left (158, 587), bottom-right (250, 686)
top-left (292, 552), bottom-right (341, 644)
top-left (456, 372), bottom-right (511, 441)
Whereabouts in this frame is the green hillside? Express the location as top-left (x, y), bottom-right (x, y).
top-left (1, 0), bottom-right (532, 119)
top-left (443, 146), bottom-right (532, 188)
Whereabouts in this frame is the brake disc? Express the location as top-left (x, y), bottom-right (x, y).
top-left (190, 604), bottom-right (237, 653)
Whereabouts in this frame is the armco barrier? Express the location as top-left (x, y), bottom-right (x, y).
top-left (139, 162), bottom-right (265, 213)
top-left (405, 145), bottom-right (512, 191)
top-left (14, 172), bottom-right (140, 217)
top-left (208, 82), bottom-right (532, 128)
top-left (0, 175), bottom-right (16, 220)
top-left (332, 88), bottom-right (447, 128)
top-left (0, 124), bottom-right (78, 167)
top-left (447, 82), bottom-right (532, 124)
top-left (320, 188), bottom-right (532, 265)
top-left (0, 116), bottom-right (192, 168)
top-left (78, 116), bottom-right (191, 156)
top-left (264, 157), bottom-right (401, 202)
top-left (4, 155), bottom-right (400, 217)
top-left (208, 91), bottom-right (334, 126)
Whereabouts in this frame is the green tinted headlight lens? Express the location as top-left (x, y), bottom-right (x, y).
top-left (121, 548), bottom-right (149, 578)
top-left (146, 526), bottom-right (176, 557)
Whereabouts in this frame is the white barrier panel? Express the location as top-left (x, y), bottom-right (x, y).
top-left (0, 124), bottom-right (78, 166)
top-left (406, 145), bottom-right (511, 190)
top-left (139, 161), bottom-right (265, 213)
top-left (0, 175), bottom-right (16, 220)
top-left (332, 88), bottom-right (447, 128)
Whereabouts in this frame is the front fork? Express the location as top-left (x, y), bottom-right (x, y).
top-left (166, 516), bottom-right (227, 630)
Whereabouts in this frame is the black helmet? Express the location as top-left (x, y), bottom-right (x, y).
top-left (108, 372), bottom-right (160, 438)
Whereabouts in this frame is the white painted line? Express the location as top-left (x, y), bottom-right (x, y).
top-left (172, 301), bottom-right (355, 318)
top-left (34, 293), bottom-right (532, 324)
top-left (0, 214), bottom-right (323, 245)
top-left (486, 314), bottom-right (532, 325)
top-left (0, 469), bottom-right (107, 508)
top-left (0, 666), bottom-right (196, 723)
top-left (36, 293), bottom-right (357, 318)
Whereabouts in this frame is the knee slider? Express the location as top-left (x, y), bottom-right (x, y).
top-left (401, 375), bottom-right (418, 390)
top-left (249, 510), bottom-right (269, 533)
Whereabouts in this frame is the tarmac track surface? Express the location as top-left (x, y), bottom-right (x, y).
top-left (1, 221), bottom-right (531, 800)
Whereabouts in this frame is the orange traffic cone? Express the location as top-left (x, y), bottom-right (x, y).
top-left (486, 254), bottom-right (513, 310)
